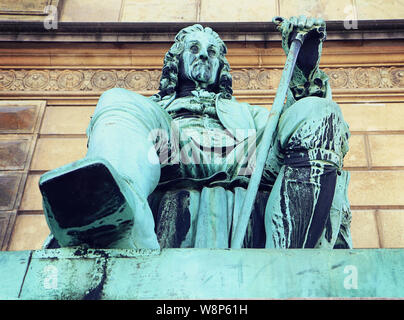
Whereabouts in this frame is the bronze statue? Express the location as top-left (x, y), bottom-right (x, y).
top-left (40, 16), bottom-right (352, 250)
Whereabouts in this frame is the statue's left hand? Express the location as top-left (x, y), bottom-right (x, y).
top-left (287, 16), bottom-right (325, 38)
top-left (274, 15), bottom-right (326, 78)
top-left (274, 15), bottom-right (326, 46)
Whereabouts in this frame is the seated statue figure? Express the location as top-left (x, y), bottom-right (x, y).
top-left (40, 16), bottom-right (352, 250)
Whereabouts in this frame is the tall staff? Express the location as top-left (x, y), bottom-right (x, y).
top-left (231, 17), bottom-right (309, 248)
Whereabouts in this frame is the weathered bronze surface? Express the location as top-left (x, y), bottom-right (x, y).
top-left (40, 17), bottom-right (352, 250)
top-left (3, 248), bottom-right (404, 299)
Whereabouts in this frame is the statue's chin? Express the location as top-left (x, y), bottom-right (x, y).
top-left (189, 63), bottom-right (214, 84)
top-left (191, 71), bottom-right (213, 86)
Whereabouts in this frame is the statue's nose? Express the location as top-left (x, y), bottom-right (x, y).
top-left (199, 48), bottom-right (208, 61)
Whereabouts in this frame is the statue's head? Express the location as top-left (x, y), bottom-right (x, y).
top-left (153, 24), bottom-right (232, 101)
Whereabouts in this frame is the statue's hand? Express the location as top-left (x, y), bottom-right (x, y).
top-left (273, 15), bottom-right (326, 50)
top-left (273, 15), bottom-right (326, 79)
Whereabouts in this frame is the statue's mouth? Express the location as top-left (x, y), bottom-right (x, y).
top-left (193, 61), bottom-right (210, 70)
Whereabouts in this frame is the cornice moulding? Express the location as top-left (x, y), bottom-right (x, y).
top-left (0, 20), bottom-right (403, 42)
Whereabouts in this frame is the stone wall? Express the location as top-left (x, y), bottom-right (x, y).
top-left (33, 0), bottom-right (404, 22)
top-left (1, 0), bottom-right (403, 22)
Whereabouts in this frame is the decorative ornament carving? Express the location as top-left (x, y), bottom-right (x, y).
top-left (232, 70), bottom-right (250, 90)
top-left (124, 71), bottom-right (151, 91)
top-left (0, 70), bottom-right (15, 88)
top-left (327, 68), bottom-right (349, 88)
top-left (232, 69), bottom-right (273, 90)
top-left (91, 70), bottom-right (117, 90)
top-left (390, 68), bottom-right (404, 88)
top-left (23, 70), bottom-right (49, 90)
top-left (354, 68), bottom-right (382, 88)
top-left (57, 70), bottom-right (85, 90)
top-left (0, 67), bottom-right (403, 92)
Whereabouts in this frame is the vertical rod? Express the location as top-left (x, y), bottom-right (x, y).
top-left (231, 37), bottom-right (303, 249)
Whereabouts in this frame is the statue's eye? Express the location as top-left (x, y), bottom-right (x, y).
top-left (190, 45), bottom-right (199, 54)
top-left (208, 48), bottom-right (217, 57)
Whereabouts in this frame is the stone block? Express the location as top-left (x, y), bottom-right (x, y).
top-left (40, 107), bottom-right (94, 135)
top-left (0, 136), bottom-right (32, 170)
top-left (200, 0), bottom-right (277, 22)
top-left (368, 135), bottom-right (404, 167)
top-left (60, 0), bottom-right (122, 22)
top-left (340, 103), bottom-right (404, 132)
top-left (121, 0), bottom-right (198, 22)
top-left (30, 137), bottom-right (87, 171)
top-left (0, 211), bottom-right (16, 250)
top-left (279, 0), bottom-right (353, 21)
top-left (356, 0), bottom-right (404, 20)
top-left (20, 174), bottom-right (42, 212)
top-left (0, 173), bottom-right (25, 211)
top-left (50, 54), bottom-right (132, 67)
top-left (0, 101), bottom-right (44, 134)
top-left (377, 210), bottom-right (404, 248)
top-left (0, 54), bottom-right (51, 66)
top-left (350, 210), bottom-right (379, 248)
top-left (0, 0), bottom-right (61, 21)
top-left (7, 214), bottom-right (50, 251)
top-left (343, 134), bottom-right (367, 168)
top-left (348, 171), bottom-right (404, 207)
top-left (0, 0), bottom-right (49, 13)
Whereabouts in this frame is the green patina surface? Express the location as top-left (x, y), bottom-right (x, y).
top-left (1, 248), bottom-right (404, 299)
top-left (38, 17), bottom-right (352, 251)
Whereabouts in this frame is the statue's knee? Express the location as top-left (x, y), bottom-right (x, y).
top-left (99, 87), bottom-right (130, 101)
top-left (280, 97), bottom-right (344, 135)
top-left (99, 88), bottom-right (136, 106)
top-left (279, 97), bottom-right (349, 163)
top-left (291, 96), bottom-right (342, 120)
top-left (96, 88), bottom-right (153, 114)
top-left (281, 97), bottom-right (346, 140)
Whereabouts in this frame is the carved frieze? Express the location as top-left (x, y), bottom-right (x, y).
top-left (390, 68), bottom-right (404, 88)
top-left (324, 67), bottom-right (400, 89)
top-left (232, 69), bottom-right (273, 90)
top-left (0, 67), bottom-right (403, 93)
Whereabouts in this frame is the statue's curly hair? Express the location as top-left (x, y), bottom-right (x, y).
top-left (151, 24), bottom-right (233, 101)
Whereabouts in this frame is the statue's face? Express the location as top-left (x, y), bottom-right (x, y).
top-left (181, 31), bottom-right (221, 88)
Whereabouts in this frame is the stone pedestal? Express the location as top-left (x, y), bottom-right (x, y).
top-left (1, 248), bottom-right (403, 299)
